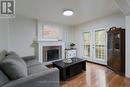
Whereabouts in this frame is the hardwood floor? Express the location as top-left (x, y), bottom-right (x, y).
top-left (60, 62), bottom-right (130, 87)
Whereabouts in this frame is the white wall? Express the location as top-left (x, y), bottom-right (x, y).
top-left (8, 16), bottom-right (36, 57)
top-left (125, 15), bottom-right (130, 77)
top-left (0, 19), bottom-right (9, 51)
top-left (74, 13), bottom-right (125, 58)
top-left (37, 21), bottom-right (74, 48)
top-left (8, 17), bottom-right (74, 57)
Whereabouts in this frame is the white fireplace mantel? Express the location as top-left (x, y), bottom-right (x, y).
top-left (35, 41), bottom-right (65, 63)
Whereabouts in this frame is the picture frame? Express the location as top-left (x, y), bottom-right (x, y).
top-left (42, 25), bottom-right (60, 41)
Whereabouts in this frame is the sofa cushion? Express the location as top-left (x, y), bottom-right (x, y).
top-left (25, 59), bottom-right (41, 67)
top-left (28, 64), bottom-right (49, 75)
top-left (0, 52), bottom-right (27, 80)
top-left (0, 70), bottom-right (10, 87)
top-left (0, 50), bottom-right (7, 61)
top-left (8, 51), bottom-right (27, 67)
top-left (22, 56), bottom-right (35, 61)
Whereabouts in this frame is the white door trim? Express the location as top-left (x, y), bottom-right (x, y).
top-left (83, 28), bottom-right (107, 65)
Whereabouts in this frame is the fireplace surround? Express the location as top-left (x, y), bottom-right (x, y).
top-left (36, 41), bottom-right (65, 63)
top-left (43, 46), bottom-right (62, 62)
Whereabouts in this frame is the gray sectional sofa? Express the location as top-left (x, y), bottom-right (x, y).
top-left (0, 50), bottom-right (59, 87)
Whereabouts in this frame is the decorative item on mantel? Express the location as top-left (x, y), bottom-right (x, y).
top-left (30, 38), bottom-right (37, 47)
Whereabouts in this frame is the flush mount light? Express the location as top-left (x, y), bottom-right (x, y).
top-left (63, 10), bottom-right (74, 16)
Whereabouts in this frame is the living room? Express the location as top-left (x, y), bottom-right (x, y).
top-left (0, 0), bottom-right (130, 87)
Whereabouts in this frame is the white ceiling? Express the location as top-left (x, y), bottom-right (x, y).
top-left (16, 0), bottom-right (122, 26)
top-left (114, 0), bottom-right (130, 15)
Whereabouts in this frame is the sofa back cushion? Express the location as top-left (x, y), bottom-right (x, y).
top-left (0, 50), bottom-right (7, 61)
top-left (0, 52), bottom-right (27, 80)
top-left (0, 70), bottom-right (10, 86)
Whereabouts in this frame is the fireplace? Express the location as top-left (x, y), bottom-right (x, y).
top-left (36, 41), bottom-right (65, 63)
top-left (43, 46), bottom-right (62, 62)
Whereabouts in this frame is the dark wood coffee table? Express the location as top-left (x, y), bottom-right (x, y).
top-left (53, 58), bottom-right (86, 81)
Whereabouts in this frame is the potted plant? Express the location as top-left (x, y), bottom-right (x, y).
top-left (70, 43), bottom-right (75, 49)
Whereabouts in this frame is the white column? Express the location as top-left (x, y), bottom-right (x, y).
top-left (125, 15), bottom-right (130, 77)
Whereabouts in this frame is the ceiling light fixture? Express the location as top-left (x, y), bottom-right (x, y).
top-left (63, 10), bottom-right (74, 16)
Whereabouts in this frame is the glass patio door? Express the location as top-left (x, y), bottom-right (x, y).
top-left (83, 29), bottom-right (106, 65)
top-left (93, 29), bottom-right (106, 64)
top-left (83, 31), bottom-right (92, 61)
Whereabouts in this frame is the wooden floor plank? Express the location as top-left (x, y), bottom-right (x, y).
top-left (60, 62), bottom-right (130, 87)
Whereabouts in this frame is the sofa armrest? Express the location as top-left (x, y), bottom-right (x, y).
top-left (22, 56), bottom-right (35, 61)
top-left (2, 68), bottom-right (59, 87)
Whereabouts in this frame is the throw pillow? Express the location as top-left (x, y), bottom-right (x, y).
top-left (0, 52), bottom-right (27, 80)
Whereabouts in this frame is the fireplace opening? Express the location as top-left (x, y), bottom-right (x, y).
top-left (43, 46), bottom-right (62, 62)
top-left (47, 49), bottom-right (59, 61)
